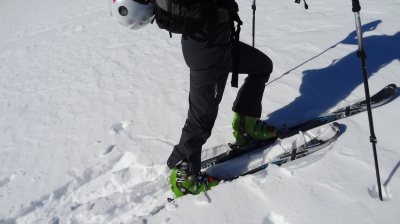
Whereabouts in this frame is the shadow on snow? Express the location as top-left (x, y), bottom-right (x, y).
top-left (267, 20), bottom-right (400, 124)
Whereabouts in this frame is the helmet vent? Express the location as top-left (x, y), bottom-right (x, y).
top-left (118, 6), bottom-right (128, 16)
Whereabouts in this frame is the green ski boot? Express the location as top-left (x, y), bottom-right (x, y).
top-left (232, 112), bottom-right (278, 145)
top-left (170, 162), bottom-right (219, 198)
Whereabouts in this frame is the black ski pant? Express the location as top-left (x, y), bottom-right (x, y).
top-left (167, 26), bottom-right (273, 174)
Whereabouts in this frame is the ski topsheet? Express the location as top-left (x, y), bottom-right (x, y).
top-left (201, 83), bottom-right (397, 169)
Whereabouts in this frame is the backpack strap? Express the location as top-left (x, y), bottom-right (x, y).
top-left (228, 1), bottom-right (243, 88)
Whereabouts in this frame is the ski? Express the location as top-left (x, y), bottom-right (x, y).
top-left (238, 122), bottom-right (340, 177)
top-left (167, 123), bottom-right (340, 202)
top-left (279, 83), bottom-right (397, 137)
top-left (201, 83), bottom-right (397, 169)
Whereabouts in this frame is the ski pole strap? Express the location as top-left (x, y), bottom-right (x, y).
top-left (252, 0), bottom-right (256, 47)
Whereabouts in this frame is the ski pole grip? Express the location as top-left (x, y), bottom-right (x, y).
top-left (351, 0), bottom-right (361, 12)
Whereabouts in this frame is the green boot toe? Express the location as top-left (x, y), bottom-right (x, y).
top-left (170, 163), bottom-right (219, 198)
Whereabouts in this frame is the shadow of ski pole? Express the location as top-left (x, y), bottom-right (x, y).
top-left (383, 160), bottom-right (400, 187)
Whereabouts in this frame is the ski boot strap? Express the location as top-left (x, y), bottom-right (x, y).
top-left (238, 114), bottom-right (255, 142)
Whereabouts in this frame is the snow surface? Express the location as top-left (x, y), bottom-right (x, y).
top-left (1, 0), bottom-right (399, 223)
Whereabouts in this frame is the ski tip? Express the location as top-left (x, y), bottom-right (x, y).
top-left (331, 122), bottom-right (341, 132)
top-left (387, 83), bottom-right (397, 91)
top-left (332, 122), bottom-right (340, 127)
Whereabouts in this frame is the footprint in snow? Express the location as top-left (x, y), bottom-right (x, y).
top-left (263, 212), bottom-right (290, 224)
top-left (368, 184), bottom-right (393, 201)
top-left (0, 175), bottom-right (15, 188)
top-left (110, 121), bottom-right (132, 135)
top-left (95, 121), bottom-right (133, 157)
top-left (103, 144), bottom-right (115, 156)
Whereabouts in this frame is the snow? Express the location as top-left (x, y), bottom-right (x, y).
top-left (0, 0), bottom-right (399, 223)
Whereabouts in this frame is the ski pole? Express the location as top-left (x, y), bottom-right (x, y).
top-left (351, 0), bottom-right (383, 201)
top-left (252, 0), bottom-right (256, 47)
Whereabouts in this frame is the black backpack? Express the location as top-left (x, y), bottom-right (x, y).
top-left (153, 0), bottom-right (241, 37)
top-left (152, 0), bottom-right (242, 87)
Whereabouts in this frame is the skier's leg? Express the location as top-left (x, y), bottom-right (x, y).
top-left (167, 69), bottom-right (228, 173)
top-left (232, 41), bottom-right (273, 117)
top-left (167, 26), bottom-right (231, 175)
top-left (231, 42), bottom-right (277, 144)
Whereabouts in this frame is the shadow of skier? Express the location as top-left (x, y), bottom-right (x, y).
top-left (267, 20), bottom-right (400, 125)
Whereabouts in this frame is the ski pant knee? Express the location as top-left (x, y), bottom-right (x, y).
top-left (234, 41), bottom-right (273, 78)
top-left (188, 69), bottom-right (228, 129)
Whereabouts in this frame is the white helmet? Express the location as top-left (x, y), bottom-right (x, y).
top-left (110, 0), bottom-right (155, 30)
